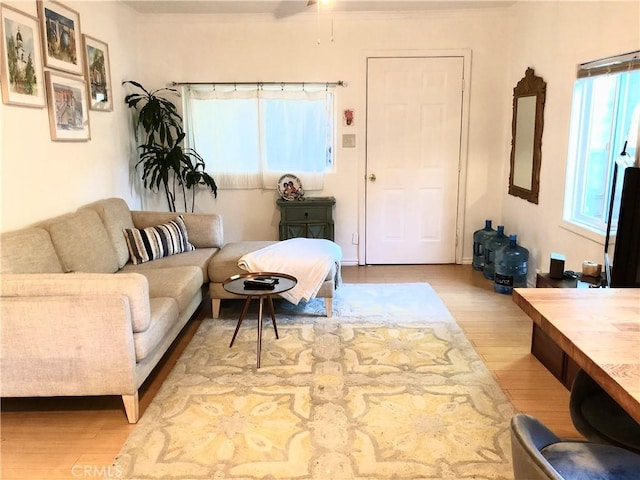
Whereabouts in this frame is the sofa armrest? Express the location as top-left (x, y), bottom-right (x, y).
top-left (0, 289), bottom-right (139, 397)
top-left (130, 211), bottom-right (223, 249)
top-left (0, 272), bottom-right (152, 397)
top-left (0, 272), bottom-right (151, 333)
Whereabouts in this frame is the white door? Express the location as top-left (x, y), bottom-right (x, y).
top-left (365, 56), bottom-right (464, 264)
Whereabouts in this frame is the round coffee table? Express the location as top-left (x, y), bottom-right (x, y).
top-left (223, 272), bottom-right (297, 368)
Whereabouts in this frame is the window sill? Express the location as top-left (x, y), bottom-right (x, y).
top-left (559, 220), bottom-right (614, 246)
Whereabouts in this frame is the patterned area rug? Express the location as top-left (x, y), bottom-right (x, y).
top-left (112, 283), bottom-right (515, 479)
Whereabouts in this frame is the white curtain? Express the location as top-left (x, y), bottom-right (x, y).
top-left (183, 84), bottom-right (333, 190)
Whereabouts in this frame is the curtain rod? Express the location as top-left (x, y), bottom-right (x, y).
top-left (577, 50), bottom-right (640, 78)
top-left (579, 50), bottom-right (639, 70)
top-left (170, 80), bottom-right (347, 88)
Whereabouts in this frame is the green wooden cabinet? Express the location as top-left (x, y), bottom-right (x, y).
top-left (277, 197), bottom-right (335, 241)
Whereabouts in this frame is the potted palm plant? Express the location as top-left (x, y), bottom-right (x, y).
top-left (123, 80), bottom-right (217, 212)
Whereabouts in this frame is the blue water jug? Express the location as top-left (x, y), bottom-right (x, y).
top-left (472, 220), bottom-right (496, 271)
top-left (483, 225), bottom-right (508, 280)
top-left (494, 234), bottom-right (529, 294)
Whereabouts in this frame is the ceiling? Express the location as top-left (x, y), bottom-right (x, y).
top-left (123, 1), bottom-right (516, 18)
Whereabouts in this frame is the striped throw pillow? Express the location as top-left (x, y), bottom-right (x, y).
top-left (123, 216), bottom-right (195, 265)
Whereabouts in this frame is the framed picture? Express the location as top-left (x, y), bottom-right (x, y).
top-left (45, 70), bottom-right (90, 141)
top-left (37, 0), bottom-right (82, 75)
top-left (0, 4), bottom-right (45, 107)
top-left (82, 34), bottom-right (112, 111)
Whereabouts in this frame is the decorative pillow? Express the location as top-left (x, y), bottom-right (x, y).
top-left (123, 216), bottom-right (195, 265)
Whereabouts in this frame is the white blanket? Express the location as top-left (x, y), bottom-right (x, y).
top-left (238, 238), bottom-right (342, 304)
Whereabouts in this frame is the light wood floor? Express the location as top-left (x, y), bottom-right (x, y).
top-left (0, 265), bottom-right (581, 479)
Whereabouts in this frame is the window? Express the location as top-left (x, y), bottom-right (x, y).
top-left (182, 84), bottom-right (335, 190)
top-left (563, 51), bottom-right (640, 236)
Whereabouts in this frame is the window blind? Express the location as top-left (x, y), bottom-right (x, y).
top-left (577, 50), bottom-right (640, 78)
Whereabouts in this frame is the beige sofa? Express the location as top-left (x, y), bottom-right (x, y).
top-left (0, 198), bottom-right (222, 423)
top-left (1, 198), bottom-right (341, 423)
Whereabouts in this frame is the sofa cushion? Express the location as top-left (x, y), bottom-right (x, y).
top-left (208, 241), bottom-right (278, 283)
top-left (0, 228), bottom-right (63, 274)
top-left (133, 297), bottom-right (179, 362)
top-left (81, 198), bottom-right (134, 269)
top-left (124, 216), bottom-right (194, 265)
top-left (46, 210), bottom-right (119, 273)
top-left (125, 266), bottom-right (203, 312)
top-left (119, 247), bottom-right (219, 282)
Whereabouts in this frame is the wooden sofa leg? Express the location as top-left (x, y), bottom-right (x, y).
top-left (123, 393), bottom-right (139, 423)
top-left (212, 298), bottom-right (221, 319)
top-left (325, 298), bottom-right (333, 318)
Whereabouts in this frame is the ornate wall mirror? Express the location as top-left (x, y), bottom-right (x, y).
top-left (508, 67), bottom-right (546, 204)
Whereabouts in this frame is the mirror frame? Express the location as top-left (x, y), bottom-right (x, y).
top-left (508, 67), bottom-right (546, 204)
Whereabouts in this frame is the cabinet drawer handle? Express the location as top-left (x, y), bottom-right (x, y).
top-left (305, 212), bottom-right (309, 218)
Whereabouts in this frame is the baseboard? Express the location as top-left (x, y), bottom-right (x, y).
top-left (340, 259), bottom-right (359, 266)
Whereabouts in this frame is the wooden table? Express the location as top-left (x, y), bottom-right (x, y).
top-left (223, 272), bottom-right (297, 368)
top-left (512, 287), bottom-right (640, 423)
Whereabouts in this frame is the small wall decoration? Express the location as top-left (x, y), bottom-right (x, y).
top-left (344, 109), bottom-right (354, 126)
top-left (0, 4), bottom-right (45, 107)
top-left (45, 70), bottom-right (90, 141)
top-left (82, 34), bottom-right (112, 111)
top-left (37, 0), bottom-right (82, 75)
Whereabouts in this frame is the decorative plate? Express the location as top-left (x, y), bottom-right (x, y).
top-left (277, 174), bottom-right (304, 201)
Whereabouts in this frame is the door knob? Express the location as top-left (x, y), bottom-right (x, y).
top-left (368, 173), bottom-right (376, 182)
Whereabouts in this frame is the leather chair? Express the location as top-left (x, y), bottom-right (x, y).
top-left (510, 413), bottom-right (640, 480)
top-left (569, 368), bottom-right (640, 454)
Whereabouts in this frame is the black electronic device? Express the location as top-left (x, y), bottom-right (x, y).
top-left (243, 283), bottom-right (275, 290)
top-left (549, 253), bottom-right (565, 279)
top-left (563, 270), bottom-right (579, 280)
top-left (244, 277), bottom-right (279, 290)
top-left (610, 166), bottom-right (640, 287)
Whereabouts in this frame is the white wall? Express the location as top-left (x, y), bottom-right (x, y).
top-left (502, 1), bottom-right (639, 279)
top-left (134, 7), bottom-right (515, 265)
top-left (3, 2), bottom-right (637, 272)
top-left (1, 0), bottom-right (140, 232)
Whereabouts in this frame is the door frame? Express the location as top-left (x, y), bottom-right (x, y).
top-left (359, 49), bottom-right (472, 265)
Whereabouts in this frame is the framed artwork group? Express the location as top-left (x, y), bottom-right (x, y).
top-left (0, 0), bottom-right (113, 141)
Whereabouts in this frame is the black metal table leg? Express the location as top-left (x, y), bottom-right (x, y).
top-left (229, 296), bottom-right (252, 348)
top-left (267, 295), bottom-right (279, 340)
top-left (256, 296), bottom-right (264, 368)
